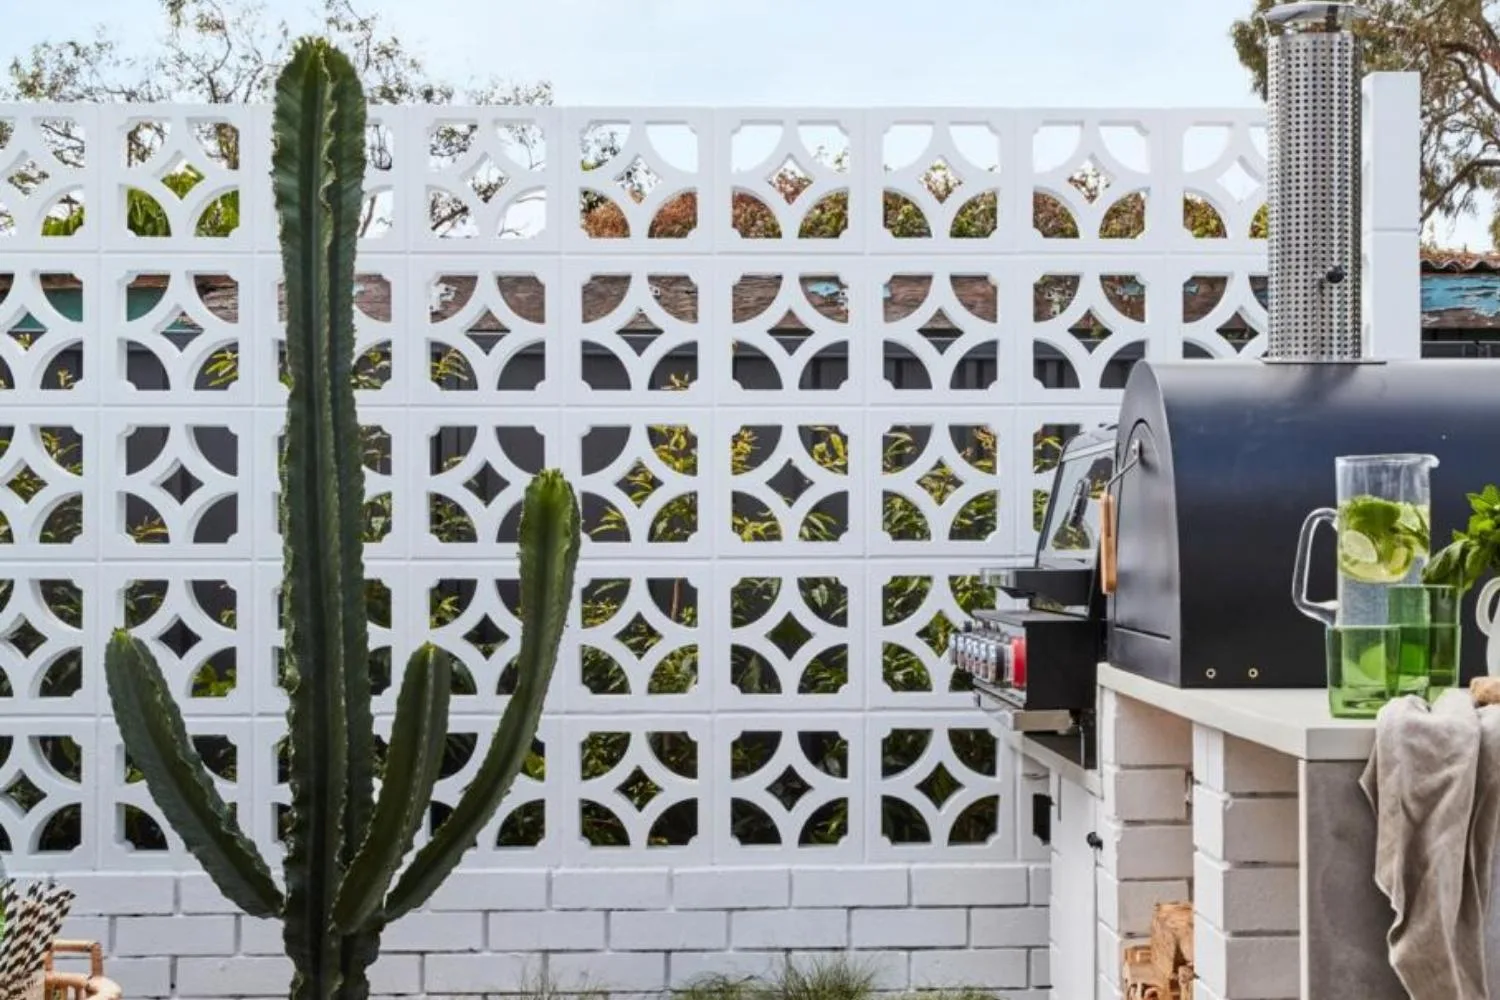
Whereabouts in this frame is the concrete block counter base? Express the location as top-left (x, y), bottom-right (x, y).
top-left (1085, 663), bottom-right (1500, 1000)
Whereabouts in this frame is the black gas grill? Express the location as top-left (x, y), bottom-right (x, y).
top-left (955, 426), bottom-right (1113, 731)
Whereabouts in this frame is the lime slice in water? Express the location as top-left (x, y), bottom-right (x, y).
top-left (1341, 530), bottom-right (1377, 566)
top-left (1339, 530), bottom-right (1414, 583)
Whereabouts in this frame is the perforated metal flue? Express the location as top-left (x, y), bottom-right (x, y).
top-left (1265, 5), bottom-right (1364, 361)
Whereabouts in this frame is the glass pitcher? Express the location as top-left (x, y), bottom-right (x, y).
top-left (1292, 454), bottom-right (1438, 627)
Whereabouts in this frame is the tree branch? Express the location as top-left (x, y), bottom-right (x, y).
top-left (1423, 156), bottom-right (1500, 219)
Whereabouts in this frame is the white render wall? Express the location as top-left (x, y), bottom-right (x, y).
top-left (0, 76), bottom-right (1417, 997)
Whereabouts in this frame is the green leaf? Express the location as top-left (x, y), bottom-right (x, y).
top-left (272, 36), bottom-right (369, 1000)
top-left (1427, 484), bottom-right (1500, 596)
top-left (104, 630), bottom-right (282, 917)
top-left (1464, 541), bottom-right (1491, 590)
top-left (383, 470), bottom-right (581, 921)
top-left (332, 645), bottom-right (452, 933)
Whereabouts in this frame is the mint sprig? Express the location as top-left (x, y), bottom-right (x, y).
top-left (1422, 484), bottom-right (1500, 597)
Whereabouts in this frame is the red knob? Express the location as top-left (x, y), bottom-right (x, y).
top-left (1010, 637), bottom-right (1027, 688)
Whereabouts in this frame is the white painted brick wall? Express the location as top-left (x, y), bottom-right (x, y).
top-left (66, 875), bottom-right (177, 915)
top-left (1092, 691), bottom-right (1195, 1000)
top-left (369, 956), bottom-right (423, 995)
top-left (971, 907), bottom-right (1048, 948)
top-left (1190, 723), bottom-right (1302, 1000)
top-left (180, 875), bottom-right (242, 915)
top-left (550, 952), bottom-right (667, 992)
top-left (850, 908), bottom-right (967, 949)
top-left (1100, 689), bottom-right (1193, 768)
top-left (1193, 916), bottom-right (1299, 999)
top-left (381, 911), bottom-right (486, 952)
top-left (791, 866), bottom-right (908, 907)
top-left (426, 871), bottom-right (549, 911)
top-left (101, 959), bottom-right (171, 997)
top-left (1029, 865), bottom-right (1050, 904)
top-left (1192, 786), bottom-right (1299, 865)
top-left (239, 917), bottom-right (284, 956)
top-left (911, 865), bottom-right (1028, 907)
top-left (731, 908), bottom-right (849, 950)
top-left (1193, 729), bottom-right (1298, 795)
top-left (488, 911), bottom-right (607, 952)
top-left (909, 949), bottom-right (1029, 989)
top-left (1193, 855), bottom-right (1298, 934)
top-left (610, 911), bottom-right (729, 951)
top-left (423, 952), bottom-right (534, 994)
top-left (552, 869), bottom-right (671, 910)
top-left (1098, 819), bottom-right (1195, 881)
top-left (177, 957), bottom-right (292, 997)
top-left (1103, 765), bottom-right (1190, 823)
top-left (116, 917), bottom-right (236, 957)
top-left (50, 863), bottom-right (1050, 998)
top-left (1029, 948), bottom-right (1050, 989)
top-left (673, 868), bottom-right (790, 909)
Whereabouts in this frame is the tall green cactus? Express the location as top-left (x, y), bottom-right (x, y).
top-left (103, 38), bottom-right (581, 1000)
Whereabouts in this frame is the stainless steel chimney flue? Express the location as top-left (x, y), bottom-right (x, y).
top-left (1262, 1), bottom-right (1369, 362)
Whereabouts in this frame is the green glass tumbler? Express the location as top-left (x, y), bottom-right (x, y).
top-left (1327, 625), bottom-right (1404, 718)
top-left (1388, 584), bottom-right (1461, 699)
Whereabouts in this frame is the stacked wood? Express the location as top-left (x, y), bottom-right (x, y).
top-left (1122, 902), bottom-right (1195, 999)
top-left (1123, 945), bottom-right (1163, 999)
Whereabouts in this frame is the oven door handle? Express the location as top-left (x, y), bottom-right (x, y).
top-left (1099, 440), bottom-right (1142, 596)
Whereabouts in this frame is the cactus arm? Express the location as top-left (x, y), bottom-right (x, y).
top-left (332, 645), bottom-right (452, 932)
top-left (324, 40), bottom-right (377, 866)
top-left (103, 630), bottom-right (282, 917)
top-left (383, 471), bottom-right (580, 921)
top-left (272, 37), bottom-right (367, 998)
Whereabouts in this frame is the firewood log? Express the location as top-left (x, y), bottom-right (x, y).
top-left (1472, 676), bottom-right (1500, 706)
top-left (1177, 963), bottom-right (1195, 999)
top-left (1151, 902), bottom-right (1194, 983)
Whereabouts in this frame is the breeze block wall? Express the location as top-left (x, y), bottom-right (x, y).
top-left (0, 79), bottom-right (1415, 998)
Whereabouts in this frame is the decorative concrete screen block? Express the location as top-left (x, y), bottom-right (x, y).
top-left (0, 86), bottom-right (1419, 994)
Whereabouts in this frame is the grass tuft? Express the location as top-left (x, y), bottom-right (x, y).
top-left (770, 955), bottom-right (877, 1000)
top-left (674, 973), bottom-right (770, 1000)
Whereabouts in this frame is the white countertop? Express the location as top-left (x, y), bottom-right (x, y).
top-left (1098, 663), bottom-right (1377, 762)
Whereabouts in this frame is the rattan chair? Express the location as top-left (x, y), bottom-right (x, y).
top-left (41, 942), bottom-right (120, 1000)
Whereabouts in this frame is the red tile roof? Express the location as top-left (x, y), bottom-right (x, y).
top-left (1421, 249), bottom-right (1500, 274)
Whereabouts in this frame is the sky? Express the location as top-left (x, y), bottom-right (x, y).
top-left (0, 0), bottom-right (1490, 247)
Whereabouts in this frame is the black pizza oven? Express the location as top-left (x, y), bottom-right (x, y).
top-left (1106, 359), bottom-right (1500, 688)
top-left (1101, 2), bottom-right (1500, 688)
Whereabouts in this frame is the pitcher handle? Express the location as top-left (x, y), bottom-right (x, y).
top-left (1477, 577), bottom-right (1500, 637)
top-left (1292, 507), bottom-right (1339, 627)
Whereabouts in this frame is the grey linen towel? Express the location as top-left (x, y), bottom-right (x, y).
top-left (1359, 689), bottom-right (1500, 1000)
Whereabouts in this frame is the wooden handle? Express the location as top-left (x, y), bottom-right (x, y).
top-left (46, 940), bottom-right (104, 978)
top-left (1100, 492), bottom-right (1118, 595)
